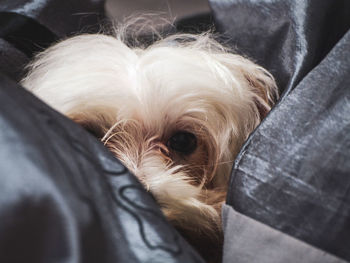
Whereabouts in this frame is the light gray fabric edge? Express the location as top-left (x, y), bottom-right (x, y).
top-left (222, 204), bottom-right (349, 263)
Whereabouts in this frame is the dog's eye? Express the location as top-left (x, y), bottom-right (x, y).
top-left (167, 132), bottom-right (197, 155)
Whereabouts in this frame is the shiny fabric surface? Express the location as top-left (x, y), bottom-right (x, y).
top-left (0, 12), bottom-right (57, 59)
top-left (222, 205), bottom-right (348, 263)
top-left (0, 0), bottom-right (104, 37)
top-left (209, 0), bottom-right (350, 261)
top-left (211, 0), bottom-right (350, 96)
top-left (0, 74), bottom-right (204, 263)
top-left (0, 0), bottom-right (105, 80)
top-left (0, 38), bottom-right (29, 81)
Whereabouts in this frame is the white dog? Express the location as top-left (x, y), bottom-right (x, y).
top-left (21, 31), bottom-right (277, 261)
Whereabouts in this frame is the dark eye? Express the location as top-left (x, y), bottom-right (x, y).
top-left (167, 131), bottom-right (197, 155)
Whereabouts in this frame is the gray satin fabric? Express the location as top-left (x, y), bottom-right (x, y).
top-left (211, 0), bottom-right (350, 96)
top-left (222, 205), bottom-right (348, 263)
top-left (228, 12), bottom-right (350, 263)
top-left (209, 0), bottom-right (350, 261)
top-left (0, 39), bottom-right (28, 80)
top-left (0, 0), bottom-right (104, 37)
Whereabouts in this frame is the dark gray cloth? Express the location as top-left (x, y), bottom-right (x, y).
top-left (0, 38), bottom-right (29, 80)
top-left (209, 0), bottom-right (350, 261)
top-left (0, 0), bottom-right (104, 37)
top-left (222, 205), bottom-right (348, 263)
top-left (210, 0), bottom-right (350, 95)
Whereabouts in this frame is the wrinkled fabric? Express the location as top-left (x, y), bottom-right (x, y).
top-left (0, 0), bottom-right (105, 79)
top-left (222, 205), bottom-right (347, 263)
top-left (0, 0), bottom-right (104, 38)
top-left (0, 12), bottom-right (57, 58)
top-left (0, 38), bottom-right (29, 80)
top-left (209, 0), bottom-right (350, 261)
top-left (0, 73), bottom-right (204, 263)
top-left (0, 12), bottom-right (57, 81)
top-left (211, 0), bottom-right (350, 96)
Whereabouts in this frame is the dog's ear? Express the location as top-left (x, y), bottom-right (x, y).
top-left (241, 62), bottom-right (278, 119)
top-left (217, 53), bottom-right (279, 120)
top-left (214, 53), bottom-right (278, 122)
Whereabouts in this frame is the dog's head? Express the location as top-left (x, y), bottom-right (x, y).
top-left (22, 33), bottom-right (277, 236)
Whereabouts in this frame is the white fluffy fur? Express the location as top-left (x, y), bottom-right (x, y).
top-left (21, 31), bottom-right (277, 258)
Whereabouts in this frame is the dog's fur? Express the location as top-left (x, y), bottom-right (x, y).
top-left (21, 31), bottom-right (277, 261)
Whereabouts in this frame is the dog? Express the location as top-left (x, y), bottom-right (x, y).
top-left (21, 30), bottom-right (278, 261)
